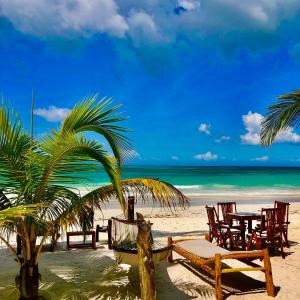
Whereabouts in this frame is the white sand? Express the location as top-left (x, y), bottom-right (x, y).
top-left (0, 199), bottom-right (300, 299)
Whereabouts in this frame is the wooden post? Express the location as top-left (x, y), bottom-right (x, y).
top-left (128, 196), bottom-right (135, 222)
top-left (136, 213), bottom-right (156, 300)
top-left (108, 219), bottom-right (112, 250)
top-left (16, 235), bottom-right (22, 256)
top-left (167, 237), bottom-right (173, 263)
top-left (66, 232), bottom-right (70, 250)
top-left (96, 225), bottom-right (100, 242)
top-left (92, 231), bottom-right (96, 250)
top-left (262, 248), bottom-right (275, 297)
top-left (214, 253), bottom-right (223, 300)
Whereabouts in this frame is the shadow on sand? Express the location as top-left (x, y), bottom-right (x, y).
top-left (175, 259), bottom-right (281, 299)
top-left (0, 248), bottom-right (215, 300)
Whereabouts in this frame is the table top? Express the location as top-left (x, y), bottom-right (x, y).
top-left (227, 211), bottom-right (261, 218)
top-left (67, 231), bottom-right (95, 236)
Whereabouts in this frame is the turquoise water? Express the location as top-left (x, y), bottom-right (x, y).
top-left (80, 166), bottom-right (300, 195)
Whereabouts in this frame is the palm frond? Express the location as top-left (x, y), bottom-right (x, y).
top-left (0, 104), bottom-right (32, 190)
top-left (82, 178), bottom-right (189, 211)
top-left (60, 95), bottom-right (131, 164)
top-left (261, 89), bottom-right (300, 146)
top-left (0, 205), bottom-right (40, 225)
top-left (36, 132), bottom-right (124, 210)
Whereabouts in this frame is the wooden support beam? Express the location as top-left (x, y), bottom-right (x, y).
top-left (263, 248), bottom-right (275, 297)
top-left (136, 213), bottom-right (156, 300)
top-left (127, 196), bottom-right (135, 222)
top-left (167, 236), bottom-right (173, 263)
top-left (107, 219), bottom-right (112, 250)
top-left (214, 253), bottom-right (223, 300)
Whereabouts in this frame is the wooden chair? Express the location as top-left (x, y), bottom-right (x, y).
top-left (206, 206), bottom-right (241, 249)
top-left (217, 202), bottom-right (236, 224)
top-left (168, 237), bottom-right (275, 300)
top-left (247, 208), bottom-right (285, 258)
top-left (217, 202), bottom-right (241, 229)
top-left (274, 201), bottom-right (290, 247)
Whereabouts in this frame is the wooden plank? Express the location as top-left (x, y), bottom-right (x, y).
top-left (221, 267), bottom-right (264, 273)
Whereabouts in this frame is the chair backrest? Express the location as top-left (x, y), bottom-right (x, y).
top-left (261, 208), bottom-right (278, 240)
top-left (274, 201), bottom-right (290, 224)
top-left (217, 202), bottom-right (237, 223)
top-left (205, 206), bottom-right (220, 237)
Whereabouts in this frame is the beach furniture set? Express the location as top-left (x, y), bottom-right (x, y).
top-left (206, 201), bottom-right (290, 258)
top-left (103, 198), bottom-right (282, 299)
top-left (63, 198), bottom-right (289, 299)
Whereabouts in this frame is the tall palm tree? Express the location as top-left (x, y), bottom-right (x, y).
top-left (261, 89), bottom-right (300, 146)
top-left (0, 95), bottom-right (188, 300)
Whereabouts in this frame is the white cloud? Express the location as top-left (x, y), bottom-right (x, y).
top-left (215, 135), bottom-right (231, 143)
top-left (198, 123), bottom-right (211, 135)
top-left (171, 155), bottom-right (179, 160)
top-left (1, 0), bottom-right (300, 65)
top-left (240, 111), bottom-right (300, 145)
top-left (194, 151), bottom-right (218, 161)
top-left (0, 0), bottom-right (129, 38)
top-left (34, 106), bottom-right (71, 122)
top-left (176, 0), bottom-right (201, 12)
top-left (253, 156), bottom-right (269, 161)
top-left (127, 10), bottom-right (165, 46)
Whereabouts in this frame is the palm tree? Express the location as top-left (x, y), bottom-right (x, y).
top-left (261, 89), bottom-right (300, 146)
top-left (0, 95), bottom-right (128, 299)
top-left (0, 95), bottom-right (188, 300)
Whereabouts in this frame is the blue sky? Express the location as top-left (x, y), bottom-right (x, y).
top-left (1, 0), bottom-right (300, 166)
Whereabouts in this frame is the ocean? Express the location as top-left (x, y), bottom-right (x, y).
top-left (79, 166), bottom-right (300, 201)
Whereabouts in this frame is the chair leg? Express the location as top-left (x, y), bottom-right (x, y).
top-left (229, 233), bottom-right (236, 250)
top-left (214, 253), bottom-right (223, 300)
top-left (208, 228), bottom-right (213, 242)
top-left (167, 237), bottom-right (173, 263)
top-left (283, 230), bottom-right (289, 248)
top-left (247, 232), bottom-right (253, 250)
top-left (230, 233), bottom-right (241, 250)
top-left (255, 234), bottom-right (262, 250)
top-left (279, 234), bottom-right (285, 259)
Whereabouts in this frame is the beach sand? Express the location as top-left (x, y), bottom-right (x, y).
top-left (0, 198), bottom-right (299, 299)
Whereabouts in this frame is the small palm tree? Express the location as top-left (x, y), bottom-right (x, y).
top-left (0, 95), bottom-right (188, 299)
top-left (261, 89), bottom-right (300, 146)
top-left (0, 95), bottom-right (128, 299)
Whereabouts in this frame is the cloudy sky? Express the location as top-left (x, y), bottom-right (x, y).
top-left (1, 0), bottom-right (300, 166)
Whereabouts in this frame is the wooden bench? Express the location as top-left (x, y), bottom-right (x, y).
top-left (66, 231), bottom-right (96, 250)
top-left (168, 237), bottom-right (275, 300)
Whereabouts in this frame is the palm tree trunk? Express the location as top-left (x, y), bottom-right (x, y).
top-left (16, 261), bottom-right (40, 300)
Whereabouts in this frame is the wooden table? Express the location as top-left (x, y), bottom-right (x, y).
top-left (66, 231), bottom-right (96, 250)
top-left (226, 212), bottom-right (261, 250)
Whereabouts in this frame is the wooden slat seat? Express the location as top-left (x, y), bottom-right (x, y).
top-left (176, 239), bottom-right (229, 258)
top-left (168, 237), bottom-right (275, 300)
